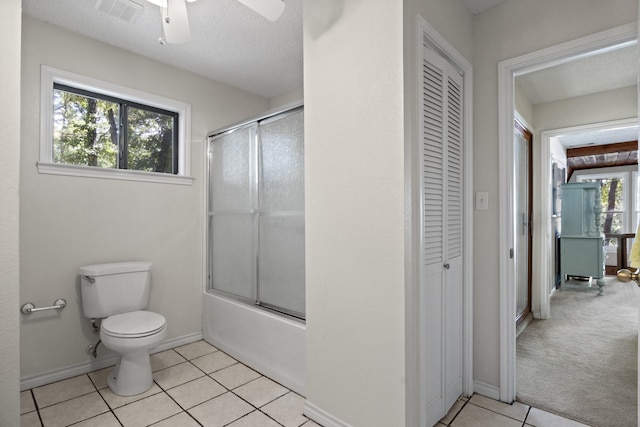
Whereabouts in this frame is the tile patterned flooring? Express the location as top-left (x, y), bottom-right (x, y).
top-left (438, 394), bottom-right (591, 427)
top-left (21, 341), bottom-right (319, 427)
top-left (20, 340), bottom-right (589, 427)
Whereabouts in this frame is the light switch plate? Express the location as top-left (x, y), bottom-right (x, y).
top-left (476, 192), bottom-right (489, 210)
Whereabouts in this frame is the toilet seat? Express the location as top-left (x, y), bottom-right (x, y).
top-left (102, 311), bottom-right (166, 338)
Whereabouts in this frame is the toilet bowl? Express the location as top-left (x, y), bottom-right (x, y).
top-left (100, 310), bottom-right (167, 396)
top-left (79, 261), bottom-right (167, 397)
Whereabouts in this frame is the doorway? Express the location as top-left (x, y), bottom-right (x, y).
top-left (497, 23), bottom-right (638, 403)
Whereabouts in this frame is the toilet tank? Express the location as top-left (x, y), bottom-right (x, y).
top-left (79, 261), bottom-right (152, 319)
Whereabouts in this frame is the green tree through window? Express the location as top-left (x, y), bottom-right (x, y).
top-left (53, 84), bottom-right (178, 174)
top-left (579, 176), bottom-right (624, 246)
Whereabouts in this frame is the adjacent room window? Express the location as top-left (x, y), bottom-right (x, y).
top-left (634, 171), bottom-right (640, 233)
top-left (53, 84), bottom-right (178, 174)
top-left (40, 66), bottom-right (192, 184)
top-left (576, 172), bottom-right (628, 248)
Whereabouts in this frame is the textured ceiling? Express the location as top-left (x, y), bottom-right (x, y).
top-left (22, 0), bottom-right (510, 101)
top-left (23, 0), bottom-right (634, 108)
top-left (22, 0), bottom-right (303, 100)
top-left (516, 45), bottom-right (638, 105)
top-left (461, 0), bottom-right (509, 15)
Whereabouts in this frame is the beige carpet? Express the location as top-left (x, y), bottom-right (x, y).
top-left (516, 277), bottom-right (639, 427)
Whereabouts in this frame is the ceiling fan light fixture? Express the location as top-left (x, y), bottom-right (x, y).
top-left (162, 0), bottom-right (191, 44)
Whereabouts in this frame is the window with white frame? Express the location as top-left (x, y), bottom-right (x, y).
top-left (39, 66), bottom-right (193, 184)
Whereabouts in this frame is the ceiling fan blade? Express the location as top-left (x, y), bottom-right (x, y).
top-left (236, 0), bottom-right (285, 21)
top-left (162, 0), bottom-right (191, 44)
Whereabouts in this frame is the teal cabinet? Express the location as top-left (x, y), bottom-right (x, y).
top-left (559, 182), bottom-right (606, 295)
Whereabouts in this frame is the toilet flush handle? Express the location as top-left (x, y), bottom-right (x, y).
top-left (82, 275), bottom-right (96, 284)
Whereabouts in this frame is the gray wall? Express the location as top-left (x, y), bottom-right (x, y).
top-left (303, 1), bottom-right (406, 424)
top-left (535, 86), bottom-right (637, 130)
top-left (20, 16), bottom-right (270, 382)
top-left (0, 0), bottom-right (21, 425)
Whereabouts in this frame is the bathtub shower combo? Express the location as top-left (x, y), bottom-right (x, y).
top-left (204, 104), bottom-right (306, 394)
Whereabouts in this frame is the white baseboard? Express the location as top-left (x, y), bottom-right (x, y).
top-left (20, 354), bottom-right (120, 391)
top-left (473, 380), bottom-right (500, 401)
top-left (20, 332), bottom-right (202, 391)
top-left (303, 400), bottom-right (352, 427)
top-left (153, 331), bottom-right (202, 354)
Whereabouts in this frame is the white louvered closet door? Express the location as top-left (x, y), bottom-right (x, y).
top-left (420, 45), bottom-right (464, 427)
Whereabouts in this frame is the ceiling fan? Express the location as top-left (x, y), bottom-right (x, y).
top-left (146, 0), bottom-right (286, 44)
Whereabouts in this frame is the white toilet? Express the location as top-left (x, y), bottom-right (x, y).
top-left (79, 261), bottom-right (167, 396)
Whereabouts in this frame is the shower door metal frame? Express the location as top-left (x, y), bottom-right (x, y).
top-left (206, 103), bottom-right (305, 321)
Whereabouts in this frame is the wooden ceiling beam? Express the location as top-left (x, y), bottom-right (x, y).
top-left (566, 140), bottom-right (637, 158)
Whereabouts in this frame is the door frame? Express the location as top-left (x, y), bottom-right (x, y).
top-left (497, 22), bottom-right (637, 403)
top-left (514, 119), bottom-right (533, 325)
top-left (410, 15), bottom-right (474, 426)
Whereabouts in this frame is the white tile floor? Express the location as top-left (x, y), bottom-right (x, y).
top-left (439, 394), bottom-right (591, 427)
top-left (20, 340), bottom-right (589, 427)
top-left (21, 341), bottom-right (320, 427)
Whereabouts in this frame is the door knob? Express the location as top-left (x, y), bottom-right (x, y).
top-left (444, 263), bottom-right (450, 270)
top-left (617, 268), bottom-right (640, 287)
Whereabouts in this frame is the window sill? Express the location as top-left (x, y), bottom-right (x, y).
top-left (37, 162), bottom-right (195, 186)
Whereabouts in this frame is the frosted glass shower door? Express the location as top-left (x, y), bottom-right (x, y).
top-left (208, 106), bottom-right (305, 319)
top-left (209, 125), bottom-right (256, 301)
top-left (258, 110), bottom-right (305, 316)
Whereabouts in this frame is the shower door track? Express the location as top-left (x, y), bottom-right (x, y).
top-left (206, 288), bottom-right (305, 322)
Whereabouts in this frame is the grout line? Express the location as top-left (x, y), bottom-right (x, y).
top-left (185, 353), bottom-right (237, 377)
top-left (225, 388), bottom-right (287, 427)
top-left (230, 377), bottom-right (290, 409)
top-left (30, 389), bottom-right (45, 427)
top-left (221, 411), bottom-right (255, 427)
top-left (91, 379), bottom-right (125, 427)
top-left (155, 378), bottom-right (205, 426)
top-left (31, 374), bottom-right (99, 410)
top-left (522, 406), bottom-right (532, 426)
top-left (65, 410), bottom-right (120, 427)
top-left (466, 402), bottom-right (527, 423)
top-left (146, 406), bottom-right (203, 427)
top-left (447, 397), bottom-right (468, 426)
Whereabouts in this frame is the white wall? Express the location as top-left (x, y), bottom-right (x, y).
top-left (20, 16), bottom-right (269, 381)
top-left (473, 0), bottom-right (637, 388)
top-left (550, 137), bottom-right (567, 168)
top-left (514, 82), bottom-right (534, 127)
top-left (270, 87), bottom-right (304, 109)
top-left (0, 0), bottom-right (21, 424)
top-left (303, 1), bottom-right (405, 425)
top-left (535, 86), bottom-right (637, 131)
top-left (405, 0), bottom-right (473, 62)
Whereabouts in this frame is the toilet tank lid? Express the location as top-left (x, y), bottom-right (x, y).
top-left (79, 261), bottom-right (152, 277)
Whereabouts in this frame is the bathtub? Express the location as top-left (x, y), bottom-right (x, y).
top-left (202, 292), bottom-right (306, 395)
